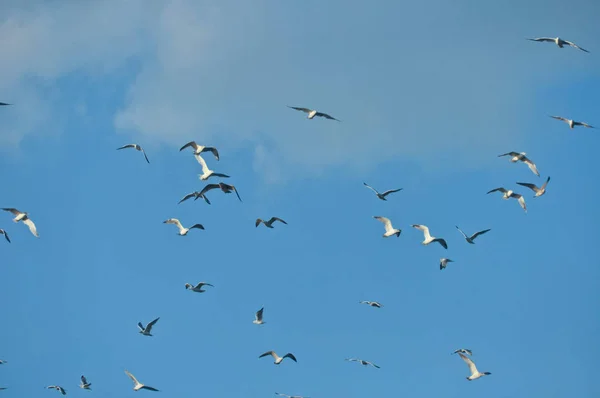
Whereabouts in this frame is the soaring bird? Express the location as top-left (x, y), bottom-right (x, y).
top-left (163, 218), bottom-right (205, 235)
top-left (184, 282), bottom-right (214, 293)
top-left (117, 144), bottom-right (150, 163)
top-left (527, 37), bottom-right (589, 52)
top-left (550, 115), bottom-right (594, 129)
top-left (487, 188), bottom-right (527, 213)
top-left (411, 224), bottom-right (448, 249)
top-left (517, 177), bottom-right (551, 198)
top-left (497, 152), bottom-right (540, 176)
top-left (373, 216), bottom-right (401, 238)
top-left (259, 351), bottom-right (297, 364)
top-left (439, 258), bottom-right (454, 270)
top-left (2, 208), bottom-right (38, 237)
top-left (179, 141), bottom-right (220, 160)
top-left (287, 106), bottom-right (340, 121)
top-left (458, 353), bottom-right (491, 381)
top-left (455, 226), bottom-right (491, 244)
top-left (363, 183), bottom-right (403, 201)
top-left (256, 217), bottom-right (287, 228)
top-left (79, 376), bottom-right (91, 390)
top-left (178, 191), bottom-right (211, 205)
top-left (345, 358), bottom-right (380, 368)
top-left (253, 307), bottom-right (265, 325)
top-left (46, 386), bottom-right (67, 395)
top-left (199, 182), bottom-right (242, 202)
top-left (275, 393), bottom-right (309, 398)
top-left (124, 370), bottom-right (159, 392)
top-left (452, 348), bottom-right (473, 356)
top-left (195, 154), bottom-right (230, 181)
top-left (359, 301), bottom-right (383, 308)
top-left (137, 317), bottom-right (160, 336)
top-left (0, 229), bottom-right (10, 243)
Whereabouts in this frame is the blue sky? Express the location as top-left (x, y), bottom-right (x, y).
top-left (0, 0), bottom-right (599, 397)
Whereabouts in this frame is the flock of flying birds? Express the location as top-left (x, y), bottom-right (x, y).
top-left (0, 34), bottom-right (595, 395)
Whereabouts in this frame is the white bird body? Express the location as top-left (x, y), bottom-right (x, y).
top-left (2, 208), bottom-right (38, 237)
top-left (124, 370), bottom-right (159, 392)
top-left (137, 317), bottom-right (160, 336)
top-left (259, 351), bottom-right (297, 364)
top-left (184, 282), bottom-right (213, 292)
top-left (345, 358), bottom-right (380, 368)
top-left (550, 115), bottom-right (594, 129)
top-left (195, 154), bottom-right (230, 181)
top-left (163, 218), bottom-right (204, 235)
top-left (487, 188), bottom-right (527, 213)
top-left (528, 37), bottom-right (589, 52)
top-left (455, 226), bottom-right (491, 244)
top-left (458, 353), bottom-right (491, 381)
top-left (517, 176), bottom-right (551, 197)
top-left (253, 307), bottom-right (265, 325)
top-left (498, 151), bottom-right (539, 176)
top-left (373, 216), bottom-right (401, 238)
top-left (411, 224), bottom-right (448, 249)
top-left (439, 258), bottom-right (454, 270)
top-left (79, 375), bottom-right (91, 390)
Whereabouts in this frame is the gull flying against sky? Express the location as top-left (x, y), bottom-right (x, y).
top-left (116, 144), bottom-right (150, 163)
top-left (253, 307), bottom-right (265, 325)
top-left (455, 226), bottom-right (491, 244)
top-left (549, 115), bottom-right (594, 129)
top-left (452, 348), bottom-right (473, 356)
top-left (199, 182), bottom-right (242, 202)
top-left (359, 301), bottom-right (383, 308)
top-left (79, 375), bottom-right (91, 390)
top-left (287, 106), bottom-right (340, 121)
top-left (517, 177), bottom-right (551, 198)
top-left (458, 353), bottom-right (491, 381)
top-left (124, 370), bottom-right (159, 392)
top-left (345, 358), bottom-right (380, 368)
top-left (439, 258), bottom-right (454, 270)
top-left (527, 37), bottom-right (589, 52)
top-left (373, 216), bottom-right (401, 238)
top-left (487, 187), bottom-right (527, 213)
top-left (178, 191), bottom-right (211, 205)
top-left (195, 154), bottom-right (230, 181)
top-left (411, 224), bottom-right (448, 249)
top-left (0, 229), bottom-right (10, 243)
top-left (259, 351), bottom-right (297, 365)
top-left (2, 208), bottom-right (38, 237)
top-left (184, 282), bottom-right (214, 293)
top-left (46, 386), bottom-right (67, 395)
top-left (498, 151), bottom-right (540, 176)
top-left (163, 218), bottom-right (205, 235)
top-left (179, 141), bottom-right (220, 160)
top-left (363, 183), bottom-right (403, 201)
top-left (256, 217), bottom-right (287, 228)
top-left (138, 317), bottom-right (160, 336)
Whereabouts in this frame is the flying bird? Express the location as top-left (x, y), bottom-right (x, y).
top-left (195, 154), bottom-right (230, 181)
top-left (359, 301), bottom-right (383, 308)
top-left (455, 226), bottom-right (491, 244)
top-left (275, 393), bottom-right (309, 398)
top-left (117, 144), bottom-right (150, 163)
top-left (517, 176), bottom-right (551, 197)
top-left (458, 353), bottom-right (491, 381)
top-left (179, 141), bottom-right (220, 160)
top-left (2, 208), bottom-right (38, 237)
top-left (184, 282), bottom-right (214, 293)
top-left (411, 224), bottom-right (448, 249)
top-left (373, 216), bottom-right (401, 238)
top-left (452, 348), bottom-right (473, 356)
top-left (0, 229), bottom-right (10, 243)
top-left (259, 351), bottom-right (297, 364)
top-left (163, 218), bottom-right (205, 235)
top-left (497, 151), bottom-right (540, 176)
top-left (138, 317), bottom-right (160, 336)
top-left (79, 376), bottom-right (91, 390)
top-left (199, 182), bottom-right (242, 202)
top-left (46, 386), bottom-right (67, 395)
top-left (527, 37), bottom-right (589, 52)
top-left (287, 106), bottom-right (340, 121)
top-left (550, 115), bottom-right (594, 129)
top-left (363, 183), bottom-right (403, 201)
top-left (439, 258), bottom-right (454, 270)
top-left (345, 358), bottom-right (380, 368)
top-left (178, 191), bottom-right (211, 205)
top-left (256, 217), bottom-right (287, 228)
top-left (487, 188), bottom-right (527, 213)
top-left (124, 370), bottom-right (159, 392)
top-left (253, 307), bottom-right (265, 325)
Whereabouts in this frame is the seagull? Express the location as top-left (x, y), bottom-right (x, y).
top-left (373, 216), bottom-right (401, 238)
top-left (195, 154), bottom-right (230, 181)
top-left (184, 282), bottom-right (214, 293)
top-left (124, 370), bottom-right (159, 392)
top-left (138, 317), bottom-right (160, 336)
top-left (455, 226), bottom-right (491, 244)
top-left (363, 183), bottom-right (403, 201)
top-left (550, 115), bottom-right (594, 129)
top-left (256, 217), bottom-right (287, 228)
top-left (527, 37), bottom-right (589, 52)
top-left (253, 307), bottom-right (266, 325)
top-left (411, 224), bottom-right (448, 249)
top-left (497, 152), bottom-right (540, 176)
top-left (2, 208), bottom-right (38, 237)
top-left (0, 229), bottom-right (10, 243)
top-left (440, 258), bottom-right (454, 270)
top-left (275, 393), bottom-right (309, 398)
top-left (178, 191), bottom-right (211, 205)
top-left (458, 353), bottom-right (491, 381)
top-left (487, 188), bottom-right (527, 213)
top-left (359, 301), bottom-right (383, 308)
top-left (79, 376), bottom-right (91, 390)
top-left (46, 386), bottom-right (67, 395)
top-left (345, 358), bottom-right (380, 368)
top-left (117, 144), bottom-right (150, 163)
top-left (259, 351), bottom-right (297, 364)
top-left (199, 182), bottom-right (242, 202)
top-left (163, 218), bottom-right (205, 235)
top-left (517, 176), bottom-right (551, 197)
top-left (452, 348), bottom-right (473, 356)
top-left (179, 141), bottom-right (220, 160)
top-left (287, 106), bottom-right (340, 121)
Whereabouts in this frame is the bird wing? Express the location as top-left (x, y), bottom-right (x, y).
top-left (275, 393), bottom-right (290, 398)
top-left (497, 152), bottom-right (519, 157)
top-left (124, 370), bottom-right (139, 385)
top-left (203, 147), bottom-right (220, 160)
top-left (164, 218), bottom-right (184, 232)
top-left (140, 148), bottom-right (150, 163)
top-left (381, 188), bottom-right (403, 197)
top-left (412, 224), bottom-right (431, 240)
top-left (564, 40), bottom-right (589, 52)
top-left (374, 216), bottom-right (393, 233)
top-left (315, 112), bottom-right (340, 121)
top-left (146, 317), bottom-right (159, 332)
top-left (81, 376), bottom-right (88, 385)
top-left (22, 218), bottom-right (38, 237)
top-left (527, 37), bottom-right (554, 42)
top-left (210, 173), bottom-right (230, 178)
top-left (487, 187), bottom-right (507, 194)
top-left (137, 322), bottom-right (145, 331)
top-left (513, 194), bottom-right (527, 211)
top-left (435, 238), bottom-right (448, 249)
top-left (178, 192), bottom-right (197, 204)
top-left (287, 106), bottom-right (311, 114)
top-left (259, 351), bottom-right (276, 359)
top-left (255, 219), bottom-right (264, 227)
top-left (455, 226), bottom-right (468, 239)
top-left (470, 229), bottom-right (491, 240)
top-left (574, 121), bottom-right (594, 128)
top-left (522, 158), bottom-right (539, 176)
top-left (550, 115), bottom-right (567, 122)
top-left (199, 184), bottom-right (220, 197)
top-left (541, 176), bottom-right (551, 190)
top-left (256, 307), bottom-right (264, 321)
top-left (190, 224), bottom-right (205, 230)
top-left (459, 353), bottom-right (478, 375)
top-left (141, 385), bottom-right (159, 391)
top-left (367, 361), bottom-right (380, 368)
top-left (117, 144), bottom-right (137, 150)
top-left (270, 217), bottom-right (287, 225)
top-left (464, 349), bottom-right (473, 356)
top-left (2, 208), bottom-right (21, 216)
top-left (194, 154), bottom-right (210, 174)
top-left (516, 182), bottom-right (539, 192)
top-left (283, 353), bottom-right (297, 362)
top-left (179, 141), bottom-right (199, 152)
top-left (363, 182), bottom-right (380, 195)
top-left (231, 186), bottom-right (242, 202)
top-left (0, 230), bottom-right (10, 243)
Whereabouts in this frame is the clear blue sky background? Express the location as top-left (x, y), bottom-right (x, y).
top-left (0, 1), bottom-right (599, 397)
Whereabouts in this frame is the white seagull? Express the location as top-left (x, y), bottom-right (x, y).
top-left (256, 217), bottom-right (287, 228)
top-left (455, 226), bottom-right (491, 244)
top-left (124, 370), bottom-right (159, 392)
top-left (138, 317), bottom-right (160, 336)
top-left (550, 115), bottom-right (594, 129)
top-left (0, 229), bottom-right (10, 243)
top-left (517, 176), bottom-right (551, 198)
top-left (527, 37), bottom-right (589, 53)
top-left (117, 144), bottom-right (150, 163)
top-left (79, 376), bottom-right (91, 390)
top-left (46, 386), bottom-right (67, 395)
top-left (275, 393), bottom-right (309, 398)
top-left (259, 351), bottom-right (297, 364)
top-left (163, 218), bottom-right (205, 235)
top-left (184, 282), bottom-right (214, 293)
top-left (345, 358), bottom-right (380, 368)
top-left (287, 106), bottom-right (340, 121)
top-left (411, 224), bottom-right (448, 249)
top-left (2, 208), bottom-right (38, 237)
top-left (452, 348), bottom-right (473, 356)
top-left (363, 183), bottom-right (403, 201)
top-left (497, 151), bottom-right (540, 176)
top-left (373, 216), bottom-right (401, 238)
top-left (253, 307), bottom-right (266, 325)
top-left (199, 182), bottom-right (242, 202)
top-left (179, 141), bottom-right (220, 160)
top-left (440, 258), bottom-right (454, 270)
top-left (178, 191), bottom-right (211, 205)
top-left (359, 301), bottom-right (383, 308)
top-left (458, 353), bottom-right (491, 381)
top-left (195, 154), bottom-right (230, 181)
top-left (487, 187), bottom-right (527, 213)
